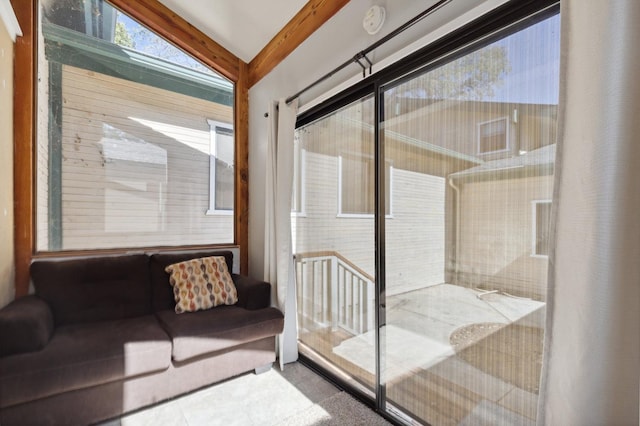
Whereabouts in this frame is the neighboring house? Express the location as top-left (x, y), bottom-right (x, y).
top-left (36, 23), bottom-right (235, 251)
top-left (293, 98), bottom-right (556, 304)
top-left (448, 144), bottom-right (555, 300)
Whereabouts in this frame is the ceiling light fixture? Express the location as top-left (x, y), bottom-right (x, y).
top-left (363, 5), bottom-right (386, 35)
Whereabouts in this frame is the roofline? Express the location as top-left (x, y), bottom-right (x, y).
top-left (42, 22), bottom-right (233, 105)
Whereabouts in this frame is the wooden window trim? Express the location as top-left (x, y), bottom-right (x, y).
top-left (11, 0), bottom-right (249, 296)
top-left (248, 0), bottom-right (350, 87)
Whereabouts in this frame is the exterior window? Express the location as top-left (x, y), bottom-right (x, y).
top-left (36, 0), bottom-right (235, 251)
top-left (533, 200), bottom-right (552, 256)
top-left (478, 117), bottom-right (509, 155)
top-left (338, 155), bottom-right (391, 216)
top-left (291, 139), bottom-right (306, 215)
top-left (207, 121), bottom-right (234, 214)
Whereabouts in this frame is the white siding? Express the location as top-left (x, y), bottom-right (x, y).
top-left (455, 174), bottom-right (553, 299)
top-left (292, 151), bottom-right (446, 296)
top-left (39, 65), bottom-right (234, 250)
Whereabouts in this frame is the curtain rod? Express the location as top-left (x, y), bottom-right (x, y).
top-left (284, 0), bottom-right (452, 106)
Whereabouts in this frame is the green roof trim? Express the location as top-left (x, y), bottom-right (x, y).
top-left (42, 23), bottom-right (233, 106)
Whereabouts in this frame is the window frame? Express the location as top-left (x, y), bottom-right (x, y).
top-left (207, 119), bottom-right (235, 216)
top-left (337, 154), bottom-right (393, 218)
top-left (477, 116), bottom-right (510, 156)
top-left (291, 141), bottom-right (307, 217)
top-left (531, 199), bottom-right (552, 258)
top-left (12, 0), bottom-right (249, 296)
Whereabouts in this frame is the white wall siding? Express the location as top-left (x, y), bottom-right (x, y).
top-left (455, 174), bottom-right (553, 299)
top-left (292, 151), bottom-right (446, 295)
top-left (40, 65), bottom-right (234, 250)
top-left (386, 169), bottom-right (445, 295)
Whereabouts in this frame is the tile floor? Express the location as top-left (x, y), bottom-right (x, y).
top-left (100, 362), bottom-right (382, 426)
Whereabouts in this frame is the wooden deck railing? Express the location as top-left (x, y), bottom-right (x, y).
top-left (294, 252), bottom-right (374, 335)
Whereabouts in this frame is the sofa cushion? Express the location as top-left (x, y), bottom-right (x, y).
top-left (156, 306), bottom-right (284, 362)
top-left (166, 256), bottom-right (238, 313)
top-left (232, 274), bottom-right (272, 310)
top-left (31, 254), bottom-right (151, 326)
top-left (0, 315), bottom-right (171, 409)
top-left (150, 250), bottom-right (234, 312)
top-left (0, 296), bottom-right (54, 357)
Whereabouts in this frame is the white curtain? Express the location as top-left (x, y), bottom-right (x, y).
top-left (264, 98), bottom-right (299, 369)
top-left (538, 1), bottom-right (640, 424)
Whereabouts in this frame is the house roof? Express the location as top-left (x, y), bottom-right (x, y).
top-left (449, 143), bottom-right (556, 181)
top-left (43, 23), bottom-right (233, 105)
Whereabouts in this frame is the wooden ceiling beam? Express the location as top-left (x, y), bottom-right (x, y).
top-left (108, 0), bottom-right (243, 82)
top-left (248, 0), bottom-right (350, 88)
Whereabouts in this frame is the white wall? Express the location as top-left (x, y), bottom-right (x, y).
top-left (0, 15), bottom-right (15, 307)
top-left (248, 0), bottom-right (506, 278)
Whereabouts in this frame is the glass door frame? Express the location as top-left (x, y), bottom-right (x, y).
top-left (295, 1), bottom-right (560, 423)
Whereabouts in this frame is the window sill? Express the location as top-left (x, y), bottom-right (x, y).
top-left (530, 254), bottom-right (549, 259)
top-left (205, 209), bottom-right (233, 216)
top-left (336, 213), bottom-right (394, 219)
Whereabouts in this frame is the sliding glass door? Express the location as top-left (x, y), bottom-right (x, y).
top-left (294, 5), bottom-right (559, 425)
top-left (380, 14), bottom-right (559, 424)
top-left (293, 95), bottom-right (377, 397)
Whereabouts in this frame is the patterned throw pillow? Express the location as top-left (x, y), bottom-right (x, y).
top-left (165, 256), bottom-right (238, 314)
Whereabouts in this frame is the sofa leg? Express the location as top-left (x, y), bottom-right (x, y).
top-left (254, 363), bottom-right (272, 375)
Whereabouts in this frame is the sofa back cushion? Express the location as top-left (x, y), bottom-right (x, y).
top-left (149, 250), bottom-right (234, 312)
top-left (31, 254), bottom-right (151, 326)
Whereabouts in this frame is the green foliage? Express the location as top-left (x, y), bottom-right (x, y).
top-left (128, 25), bottom-right (212, 74)
top-left (114, 22), bottom-right (134, 48)
top-left (410, 46), bottom-right (511, 101)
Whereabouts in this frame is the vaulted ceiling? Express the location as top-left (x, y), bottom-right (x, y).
top-left (157, 0), bottom-right (309, 63)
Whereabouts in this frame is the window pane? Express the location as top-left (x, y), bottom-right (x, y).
top-left (382, 14), bottom-right (559, 424)
top-left (535, 202), bottom-right (552, 255)
top-left (479, 117), bottom-right (508, 154)
top-left (293, 96), bottom-right (377, 398)
top-left (291, 139), bottom-right (304, 213)
top-left (341, 155), bottom-right (374, 214)
top-left (37, 0), bottom-right (234, 251)
top-left (214, 128), bottom-right (234, 211)
top-left (341, 156), bottom-right (391, 215)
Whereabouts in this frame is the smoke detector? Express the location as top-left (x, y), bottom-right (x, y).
top-left (363, 5), bottom-right (386, 35)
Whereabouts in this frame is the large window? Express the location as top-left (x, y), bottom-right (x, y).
top-left (533, 200), bottom-right (552, 256)
top-left (291, 139), bottom-right (306, 215)
top-left (36, 0), bottom-right (235, 251)
top-left (207, 121), bottom-right (234, 214)
top-left (478, 116), bottom-right (509, 155)
top-left (339, 155), bottom-right (392, 216)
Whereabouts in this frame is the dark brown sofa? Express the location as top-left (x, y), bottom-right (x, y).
top-left (0, 250), bottom-right (284, 425)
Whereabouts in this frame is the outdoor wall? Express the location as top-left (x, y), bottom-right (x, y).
top-left (454, 174), bottom-right (553, 300)
top-left (36, 64), bottom-right (234, 250)
top-left (0, 18), bottom-right (15, 307)
top-left (248, 0), bottom-right (506, 279)
top-left (291, 151), bottom-right (445, 295)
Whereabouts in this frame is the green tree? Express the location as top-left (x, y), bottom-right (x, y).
top-left (114, 21), bottom-right (134, 48)
top-left (400, 46), bottom-right (511, 101)
top-left (128, 24), bottom-right (212, 74)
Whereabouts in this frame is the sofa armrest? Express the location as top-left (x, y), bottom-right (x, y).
top-left (0, 295), bottom-right (54, 357)
top-left (232, 275), bottom-right (272, 310)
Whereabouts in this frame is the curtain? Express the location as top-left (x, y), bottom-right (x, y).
top-left (264, 98), bottom-right (299, 369)
top-left (538, 1), bottom-right (640, 424)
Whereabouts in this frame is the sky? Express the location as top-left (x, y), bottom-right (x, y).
top-left (486, 14), bottom-right (561, 105)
